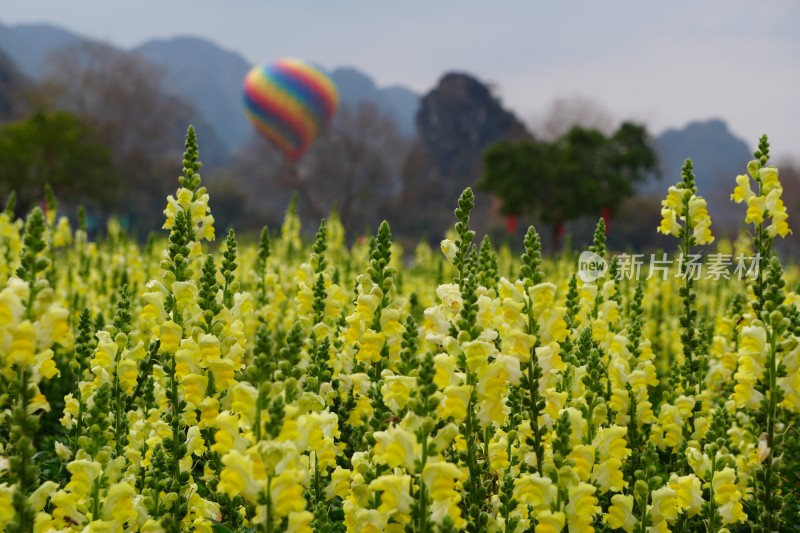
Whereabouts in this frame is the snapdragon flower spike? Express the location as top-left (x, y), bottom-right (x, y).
top-left (164, 126), bottom-right (215, 243)
top-left (221, 228), bottom-right (238, 309)
top-left (4, 190), bottom-right (16, 217)
top-left (280, 193), bottom-right (302, 260)
top-left (179, 125), bottom-right (202, 192)
top-left (477, 235), bottom-right (499, 291)
top-left (255, 225), bottom-right (272, 305)
top-left (16, 207), bottom-right (49, 312)
top-left (726, 137), bottom-right (796, 533)
top-left (589, 217), bottom-right (607, 258)
top-left (0, 199), bottom-right (23, 284)
top-left (310, 219), bottom-right (329, 324)
top-left (198, 255), bottom-right (222, 333)
top-left (732, 135), bottom-right (791, 239)
top-left (449, 187), bottom-right (476, 285)
top-left (658, 159), bottom-right (714, 245)
top-left (3, 127), bottom-right (800, 532)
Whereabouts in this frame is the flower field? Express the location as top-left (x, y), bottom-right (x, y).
top-left (1, 127), bottom-right (799, 533)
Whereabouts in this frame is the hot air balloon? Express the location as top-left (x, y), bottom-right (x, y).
top-left (243, 59), bottom-right (339, 162)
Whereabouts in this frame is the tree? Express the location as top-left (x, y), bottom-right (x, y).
top-left (0, 111), bottom-right (114, 213)
top-left (480, 140), bottom-right (550, 217)
top-left (37, 42), bottom-right (190, 163)
top-left (299, 102), bottom-right (410, 234)
top-left (30, 42), bottom-right (205, 234)
top-left (228, 102), bottom-right (410, 237)
top-left (772, 160), bottom-right (800, 258)
top-left (0, 51), bottom-right (28, 123)
top-left (531, 96), bottom-right (616, 141)
top-left (479, 122), bottom-right (658, 246)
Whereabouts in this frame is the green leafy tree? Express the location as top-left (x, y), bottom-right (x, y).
top-left (479, 122), bottom-right (657, 246)
top-left (480, 140), bottom-right (549, 218)
top-left (0, 110), bottom-right (115, 213)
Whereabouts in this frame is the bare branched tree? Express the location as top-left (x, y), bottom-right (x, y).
top-left (39, 42), bottom-right (191, 161)
top-left (31, 42), bottom-right (197, 233)
top-left (531, 96), bottom-right (616, 141)
top-left (300, 102), bottom-right (410, 233)
top-left (230, 102), bottom-right (411, 237)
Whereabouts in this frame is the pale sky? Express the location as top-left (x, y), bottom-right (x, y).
top-left (3, 1), bottom-right (800, 160)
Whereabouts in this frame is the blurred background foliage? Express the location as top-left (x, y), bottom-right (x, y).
top-left (2, 31), bottom-right (800, 256)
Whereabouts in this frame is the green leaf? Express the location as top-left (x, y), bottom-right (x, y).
top-left (211, 522), bottom-right (234, 533)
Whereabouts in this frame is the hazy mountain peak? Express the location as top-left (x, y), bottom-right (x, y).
top-left (417, 71), bottom-right (531, 181)
top-left (0, 21), bottom-right (82, 78)
top-left (331, 67), bottom-right (378, 94)
top-left (135, 35), bottom-right (248, 65)
top-left (330, 67), bottom-right (419, 135)
top-left (0, 20), bottom-right (422, 149)
top-left (659, 118), bottom-right (738, 143)
top-left (0, 19), bottom-right (753, 199)
top-left (644, 118), bottom-right (752, 232)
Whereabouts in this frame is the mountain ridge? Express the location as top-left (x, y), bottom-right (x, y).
top-left (0, 20), bottom-right (755, 212)
top-left (0, 21), bottom-right (82, 78)
top-left (0, 21), bottom-right (422, 153)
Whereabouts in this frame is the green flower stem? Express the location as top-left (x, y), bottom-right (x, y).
top-left (526, 358), bottom-right (544, 475)
top-left (91, 475), bottom-right (104, 522)
top-left (680, 190), bottom-right (697, 394)
top-left (762, 328), bottom-right (779, 531)
top-left (626, 385), bottom-right (639, 480)
top-left (418, 432), bottom-right (429, 533)
top-left (9, 366), bottom-right (36, 532)
top-left (707, 454), bottom-right (720, 533)
top-left (635, 492), bottom-right (649, 533)
top-left (313, 452), bottom-right (321, 507)
top-left (265, 475), bottom-right (273, 533)
top-left (463, 392), bottom-right (484, 531)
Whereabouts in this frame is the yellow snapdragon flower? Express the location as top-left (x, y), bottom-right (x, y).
top-left (688, 196), bottom-right (714, 244)
top-left (270, 470), bottom-right (307, 517)
top-left (369, 474), bottom-right (413, 515)
top-left (513, 473), bottom-right (553, 510)
top-left (649, 485), bottom-right (679, 524)
top-left (372, 426), bottom-right (417, 472)
top-left (569, 444), bottom-right (596, 481)
top-left (326, 467), bottom-right (352, 500)
top-left (439, 385), bottom-right (471, 421)
top-left (732, 162), bottom-right (791, 237)
top-left (658, 178), bottom-right (714, 244)
top-left (604, 493), bottom-right (636, 532)
top-left (65, 459), bottom-right (103, 496)
top-left (117, 359), bottom-right (138, 394)
top-left (101, 482), bottom-right (137, 524)
top-left (218, 448), bottom-right (261, 501)
top-left (535, 510), bottom-right (566, 533)
top-left (345, 505), bottom-right (389, 533)
top-left (380, 373), bottom-right (416, 413)
top-left (287, 511), bottom-right (314, 533)
top-left (592, 457), bottom-right (626, 493)
top-left (565, 482), bottom-right (600, 532)
top-left (669, 473), bottom-right (704, 516)
top-left (712, 468), bottom-right (747, 525)
top-left (595, 425), bottom-right (631, 461)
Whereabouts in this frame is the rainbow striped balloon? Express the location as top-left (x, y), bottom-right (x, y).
top-left (243, 59), bottom-right (339, 162)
